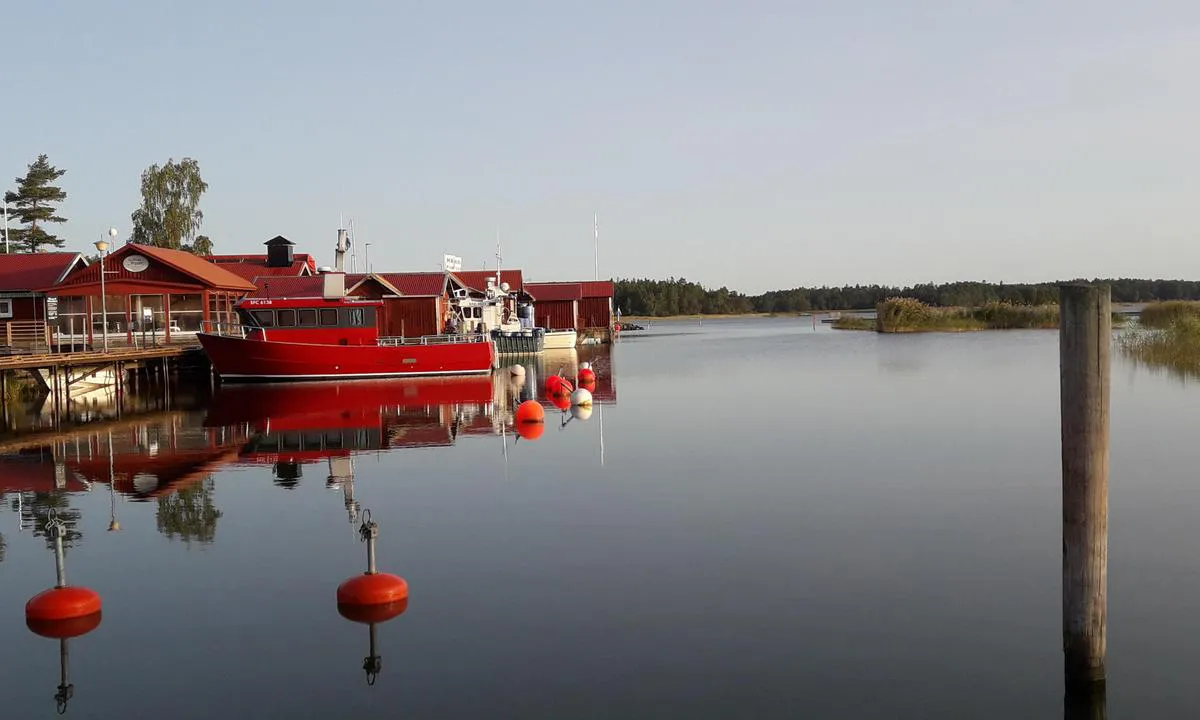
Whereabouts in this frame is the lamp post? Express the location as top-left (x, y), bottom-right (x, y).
top-left (94, 228), bottom-right (118, 352)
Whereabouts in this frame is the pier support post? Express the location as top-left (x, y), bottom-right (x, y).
top-left (1059, 283), bottom-right (1111, 687)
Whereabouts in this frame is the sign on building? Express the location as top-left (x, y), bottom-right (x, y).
top-left (442, 254), bottom-right (463, 273)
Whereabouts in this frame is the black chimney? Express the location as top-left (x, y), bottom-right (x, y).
top-left (264, 235), bottom-right (295, 268)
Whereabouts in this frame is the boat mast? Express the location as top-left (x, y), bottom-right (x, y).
top-left (593, 212), bottom-right (599, 281)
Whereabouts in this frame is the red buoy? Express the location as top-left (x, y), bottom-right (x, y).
top-left (338, 598), bottom-right (409, 625)
top-left (578, 368), bottom-right (596, 384)
top-left (516, 421), bottom-right (545, 440)
top-left (26, 587), bottom-right (102, 622)
top-left (516, 399), bottom-right (545, 424)
top-left (337, 572), bottom-right (409, 606)
top-left (545, 375), bottom-right (563, 394)
top-left (26, 611), bottom-right (102, 639)
top-left (548, 391), bottom-right (570, 411)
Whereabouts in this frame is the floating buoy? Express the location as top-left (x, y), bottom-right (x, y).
top-left (579, 362), bottom-right (591, 370)
top-left (337, 510), bottom-right (410, 607)
top-left (27, 611), bottom-right (102, 639)
top-left (571, 404), bottom-right (593, 421)
top-left (337, 573), bottom-right (409, 607)
top-left (516, 421), bottom-right (545, 440)
top-left (516, 399), bottom-right (545, 424)
top-left (548, 391), bottom-right (570, 411)
top-left (338, 598), bottom-right (409, 625)
top-left (570, 388), bottom-right (593, 407)
top-left (26, 587), bottom-right (103, 623)
top-left (580, 377), bottom-right (597, 392)
top-left (578, 368), bottom-right (596, 384)
top-left (545, 375), bottom-right (563, 394)
top-left (509, 364), bottom-right (525, 378)
top-left (26, 511), bottom-right (102, 623)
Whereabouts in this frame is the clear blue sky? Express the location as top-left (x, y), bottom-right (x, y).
top-left (4, 1), bottom-right (1199, 294)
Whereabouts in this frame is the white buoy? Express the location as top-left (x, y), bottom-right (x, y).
top-left (571, 404), bottom-right (593, 421)
top-left (579, 362), bottom-right (591, 370)
top-left (509, 364), bottom-right (525, 377)
top-left (570, 388), bottom-right (593, 407)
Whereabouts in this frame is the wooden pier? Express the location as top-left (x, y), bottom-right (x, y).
top-left (0, 345), bottom-right (207, 429)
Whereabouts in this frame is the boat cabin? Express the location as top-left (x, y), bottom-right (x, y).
top-left (236, 296), bottom-right (382, 346)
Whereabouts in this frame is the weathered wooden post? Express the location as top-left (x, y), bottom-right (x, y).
top-left (1059, 283), bottom-right (1111, 687)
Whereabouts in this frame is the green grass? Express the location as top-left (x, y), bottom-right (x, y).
top-left (831, 316), bottom-right (874, 331)
top-left (1137, 301), bottom-right (1200, 329)
top-left (1121, 315), bottom-right (1200, 378)
top-left (875, 298), bottom-right (1059, 333)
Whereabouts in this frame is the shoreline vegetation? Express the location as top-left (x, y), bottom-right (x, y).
top-left (615, 277), bottom-right (1200, 317)
top-left (1120, 301), bottom-right (1200, 378)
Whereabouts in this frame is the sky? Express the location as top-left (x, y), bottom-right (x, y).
top-left (4, 0), bottom-right (1200, 294)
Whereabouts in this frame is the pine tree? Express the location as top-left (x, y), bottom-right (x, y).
top-left (3, 154), bottom-right (68, 253)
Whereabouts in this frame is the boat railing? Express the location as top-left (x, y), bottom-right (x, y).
top-left (378, 333), bottom-right (490, 346)
top-left (200, 321), bottom-right (258, 338)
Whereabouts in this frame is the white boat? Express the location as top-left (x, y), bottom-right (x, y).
top-left (543, 329), bottom-right (577, 350)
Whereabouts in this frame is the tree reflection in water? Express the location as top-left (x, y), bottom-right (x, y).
top-left (155, 477), bottom-right (222, 544)
top-left (9, 492), bottom-right (84, 552)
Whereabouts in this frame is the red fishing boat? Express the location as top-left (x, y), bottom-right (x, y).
top-left (198, 294), bottom-right (496, 382)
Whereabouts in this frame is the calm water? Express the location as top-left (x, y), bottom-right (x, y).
top-left (2, 318), bottom-right (1200, 718)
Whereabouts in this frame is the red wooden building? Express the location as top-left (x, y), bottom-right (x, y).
top-left (207, 235), bottom-right (316, 286)
top-left (525, 282), bottom-right (581, 331)
top-left (346, 272), bottom-right (467, 338)
top-left (0, 253), bottom-right (87, 345)
top-left (525, 280), bottom-right (615, 331)
top-left (47, 243), bottom-right (256, 345)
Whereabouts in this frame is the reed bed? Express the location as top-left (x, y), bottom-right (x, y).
top-left (874, 298), bottom-right (1059, 333)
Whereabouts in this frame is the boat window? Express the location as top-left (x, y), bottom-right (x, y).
top-left (297, 309), bottom-right (318, 327)
top-left (473, 307), bottom-right (483, 318)
top-left (345, 308), bottom-right (367, 327)
top-left (277, 309), bottom-right (297, 327)
top-left (320, 308), bottom-right (339, 326)
top-left (252, 310), bottom-right (276, 327)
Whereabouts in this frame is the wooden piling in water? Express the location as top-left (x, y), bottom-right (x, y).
top-left (1059, 283), bottom-right (1111, 686)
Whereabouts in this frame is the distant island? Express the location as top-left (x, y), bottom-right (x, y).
top-left (614, 277), bottom-right (1199, 317)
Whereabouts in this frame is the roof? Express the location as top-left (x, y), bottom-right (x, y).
top-left (525, 282), bottom-right (582, 302)
top-left (138, 245), bottom-right (258, 291)
top-left (219, 261), bottom-right (312, 283)
top-left (0, 253), bottom-right (86, 292)
top-left (348, 272), bottom-right (450, 297)
top-left (249, 275), bottom-right (328, 298)
top-left (577, 280), bottom-right (614, 298)
top-left (207, 253), bottom-right (317, 274)
top-left (264, 235), bottom-right (295, 246)
top-left (49, 244), bottom-right (256, 292)
top-left (453, 269), bottom-right (524, 293)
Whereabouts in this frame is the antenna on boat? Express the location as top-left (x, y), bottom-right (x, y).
top-left (495, 226), bottom-right (502, 290)
top-left (335, 221), bottom-right (349, 273)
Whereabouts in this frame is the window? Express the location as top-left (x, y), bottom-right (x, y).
top-left (298, 309), bottom-right (318, 327)
top-left (252, 310), bottom-right (276, 327)
top-left (277, 309), bottom-right (296, 327)
top-left (345, 308), bottom-right (366, 327)
top-left (320, 309), bottom-right (339, 326)
top-left (0, 299), bottom-right (11, 319)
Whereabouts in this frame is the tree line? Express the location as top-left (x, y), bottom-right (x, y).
top-left (3, 154), bottom-right (212, 254)
top-left (615, 277), bottom-right (1200, 315)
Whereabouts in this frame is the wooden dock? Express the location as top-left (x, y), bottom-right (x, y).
top-left (0, 345), bottom-right (195, 372)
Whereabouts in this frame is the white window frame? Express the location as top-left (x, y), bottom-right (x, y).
top-left (0, 298), bottom-right (12, 319)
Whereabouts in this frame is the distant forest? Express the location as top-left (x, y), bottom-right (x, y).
top-left (614, 278), bottom-right (1200, 316)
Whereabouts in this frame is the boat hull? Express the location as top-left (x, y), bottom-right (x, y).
top-left (197, 333), bottom-right (496, 381)
top-left (543, 330), bottom-right (578, 350)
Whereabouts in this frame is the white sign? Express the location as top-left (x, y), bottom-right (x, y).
top-left (46, 297), bottom-right (58, 320)
top-left (443, 254), bottom-right (462, 273)
top-left (123, 254), bottom-right (150, 273)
